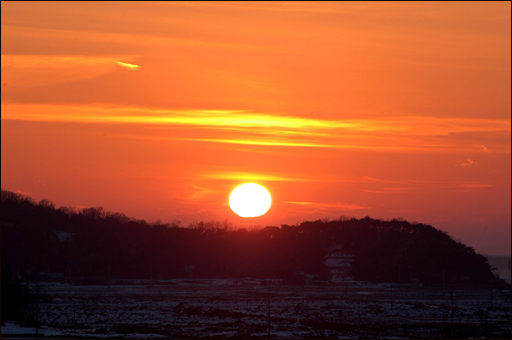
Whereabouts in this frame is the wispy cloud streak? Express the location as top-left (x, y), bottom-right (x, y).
top-left (1, 54), bottom-right (141, 88)
top-left (1, 103), bottom-right (510, 153)
top-left (459, 184), bottom-right (494, 188)
top-left (198, 171), bottom-right (350, 183)
top-left (114, 60), bottom-right (140, 70)
top-left (200, 172), bottom-right (309, 182)
top-left (285, 201), bottom-right (369, 210)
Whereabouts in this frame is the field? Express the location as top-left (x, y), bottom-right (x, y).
top-left (2, 278), bottom-right (511, 339)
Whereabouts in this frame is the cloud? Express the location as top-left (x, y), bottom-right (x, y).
top-left (459, 184), bottom-right (493, 188)
top-left (1, 54), bottom-right (140, 88)
top-left (1, 103), bottom-right (510, 153)
top-left (456, 159), bottom-right (478, 167)
top-left (169, 1), bottom-right (362, 14)
top-left (199, 171), bottom-right (352, 183)
top-left (452, 183), bottom-right (494, 192)
top-left (2, 103), bottom-right (509, 135)
top-left (188, 185), bottom-right (216, 200)
top-left (13, 189), bottom-right (32, 196)
top-left (114, 60), bottom-right (140, 70)
top-left (363, 187), bottom-right (416, 194)
top-left (361, 176), bottom-right (405, 184)
top-left (200, 172), bottom-right (308, 182)
top-left (285, 201), bottom-right (369, 211)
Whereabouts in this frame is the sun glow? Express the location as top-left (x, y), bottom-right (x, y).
top-left (229, 183), bottom-right (272, 218)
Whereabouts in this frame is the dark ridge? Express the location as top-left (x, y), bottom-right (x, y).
top-left (1, 189), bottom-right (504, 287)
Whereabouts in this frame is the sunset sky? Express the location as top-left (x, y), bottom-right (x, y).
top-left (1, 2), bottom-right (510, 255)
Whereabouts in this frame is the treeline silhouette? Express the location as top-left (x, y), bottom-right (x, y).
top-left (1, 189), bottom-right (499, 286)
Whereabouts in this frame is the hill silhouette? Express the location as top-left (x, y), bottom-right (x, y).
top-left (1, 189), bottom-right (502, 286)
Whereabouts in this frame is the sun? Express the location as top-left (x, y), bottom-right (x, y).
top-left (229, 183), bottom-right (272, 218)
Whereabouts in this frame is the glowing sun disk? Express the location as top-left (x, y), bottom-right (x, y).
top-left (229, 183), bottom-right (271, 218)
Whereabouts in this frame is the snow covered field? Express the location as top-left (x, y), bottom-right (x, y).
top-left (2, 279), bottom-right (510, 339)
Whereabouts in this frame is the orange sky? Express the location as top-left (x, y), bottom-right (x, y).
top-left (2, 1), bottom-right (510, 255)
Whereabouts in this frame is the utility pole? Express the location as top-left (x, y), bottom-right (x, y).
top-left (302, 288), bottom-right (307, 326)
top-left (267, 292), bottom-right (271, 338)
top-left (490, 289), bottom-right (493, 308)
top-left (302, 287), bottom-right (305, 308)
top-left (34, 281), bottom-right (40, 339)
top-left (443, 269), bottom-right (446, 292)
top-left (442, 303), bottom-right (446, 338)
top-left (390, 287), bottom-right (393, 310)
top-left (357, 298), bottom-right (361, 332)
top-left (450, 286), bottom-right (454, 339)
top-left (73, 297), bottom-right (76, 324)
top-left (35, 291), bottom-right (39, 339)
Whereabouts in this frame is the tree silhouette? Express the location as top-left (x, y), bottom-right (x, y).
top-left (1, 189), bottom-right (502, 286)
